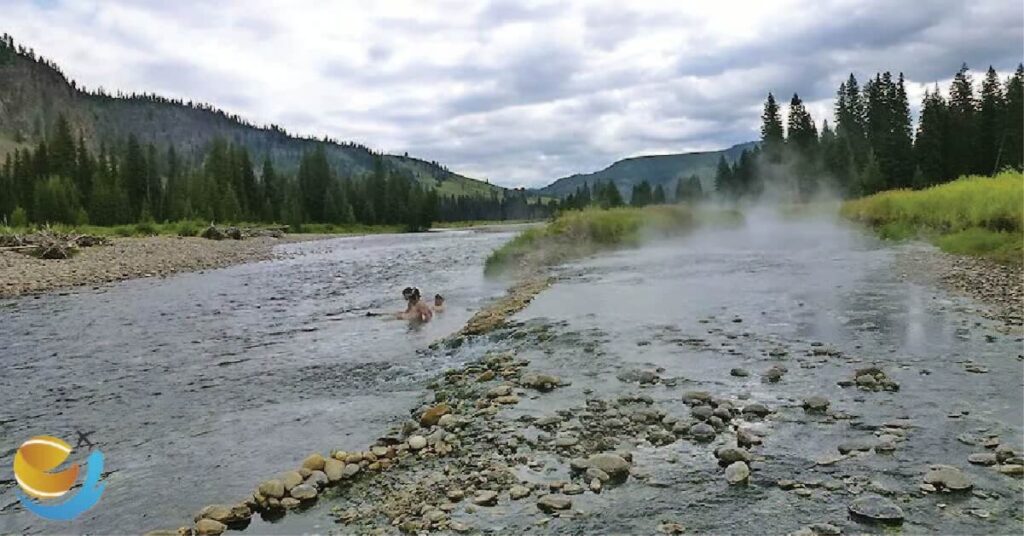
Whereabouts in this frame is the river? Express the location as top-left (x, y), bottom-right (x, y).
top-left (1, 213), bottom-right (1021, 535)
top-left (0, 226), bottom-right (522, 534)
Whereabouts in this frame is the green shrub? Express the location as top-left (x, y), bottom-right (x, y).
top-left (176, 220), bottom-right (201, 237)
top-left (134, 221), bottom-right (157, 235)
top-left (112, 225), bottom-right (135, 237)
top-left (10, 206), bottom-right (28, 227)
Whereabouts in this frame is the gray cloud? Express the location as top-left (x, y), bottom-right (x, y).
top-left (5, 0), bottom-right (1022, 187)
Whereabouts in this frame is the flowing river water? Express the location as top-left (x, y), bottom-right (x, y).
top-left (1, 214), bottom-right (1021, 535)
top-left (0, 226), bottom-right (522, 534)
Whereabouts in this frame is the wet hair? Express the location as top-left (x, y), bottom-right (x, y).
top-left (402, 287), bottom-right (421, 301)
top-left (434, 294), bottom-right (444, 303)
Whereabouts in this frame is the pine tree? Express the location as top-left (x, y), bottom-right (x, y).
top-left (1003, 65), bottom-right (1024, 170)
top-left (74, 134), bottom-right (93, 208)
top-left (122, 135), bottom-right (148, 219)
top-left (145, 143), bottom-right (162, 220)
top-left (786, 92), bottom-right (820, 197)
top-left (714, 155), bottom-right (734, 198)
top-left (760, 93), bottom-right (785, 163)
top-left (786, 93), bottom-right (819, 155)
top-left (687, 175), bottom-right (703, 200)
top-left (298, 146), bottom-right (332, 222)
top-left (33, 175), bottom-right (83, 224)
top-left (261, 156), bottom-right (279, 221)
top-left (631, 181), bottom-right (653, 207)
top-left (947, 64), bottom-right (977, 177)
top-left (48, 114), bottom-right (76, 179)
top-left (889, 73), bottom-right (915, 186)
top-left (234, 146), bottom-right (258, 219)
top-left (915, 86), bottom-right (949, 185)
top-left (976, 66), bottom-right (1007, 174)
top-left (652, 184), bottom-right (666, 204)
top-left (835, 74), bottom-right (868, 168)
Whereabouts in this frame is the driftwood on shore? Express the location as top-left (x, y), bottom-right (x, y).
top-left (0, 229), bottom-right (110, 259)
top-left (201, 225), bottom-right (287, 241)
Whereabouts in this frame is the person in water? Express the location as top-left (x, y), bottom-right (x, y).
top-left (433, 294), bottom-right (445, 313)
top-left (396, 287), bottom-right (433, 322)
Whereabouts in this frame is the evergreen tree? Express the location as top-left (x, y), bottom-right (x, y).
top-left (121, 135), bottom-right (148, 219)
top-left (889, 73), bottom-right (915, 186)
top-left (163, 145), bottom-right (185, 220)
top-left (915, 86), bottom-right (949, 185)
top-left (652, 184), bottom-right (666, 204)
top-left (298, 146), bottom-right (332, 222)
top-left (786, 93), bottom-right (818, 155)
top-left (597, 181), bottom-right (623, 208)
top-left (261, 156), bottom-right (280, 221)
top-left (630, 181), bottom-right (653, 207)
top-left (33, 175), bottom-right (83, 224)
top-left (947, 64), bottom-right (977, 177)
top-left (835, 74), bottom-right (868, 167)
top-left (145, 143), bottom-right (162, 220)
top-left (74, 134), bottom-right (93, 208)
top-left (48, 114), bottom-right (76, 179)
top-left (976, 66), bottom-right (1007, 174)
top-left (714, 155), bottom-right (734, 198)
top-left (760, 93), bottom-right (785, 162)
top-left (1003, 65), bottom-right (1024, 170)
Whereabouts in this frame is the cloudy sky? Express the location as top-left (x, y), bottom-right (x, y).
top-left (4, 0), bottom-right (1022, 187)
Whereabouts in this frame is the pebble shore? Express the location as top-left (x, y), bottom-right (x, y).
top-left (895, 244), bottom-right (1023, 327)
top-left (0, 234), bottom-right (332, 299)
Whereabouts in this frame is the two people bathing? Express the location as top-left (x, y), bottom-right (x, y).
top-left (395, 287), bottom-right (444, 322)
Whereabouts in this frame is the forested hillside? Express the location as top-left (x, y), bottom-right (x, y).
top-left (539, 142), bottom-right (755, 199)
top-left (0, 35), bottom-right (554, 229)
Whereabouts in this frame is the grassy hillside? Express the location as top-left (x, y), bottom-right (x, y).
top-left (840, 171), bottom-right (1024, 263)
top-left (538, 142), bottom-right (756, 198)
top-left (0, 41), bottom-right (503, 197)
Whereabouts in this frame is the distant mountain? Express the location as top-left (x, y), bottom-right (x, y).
top-left (0, 37), bottom-right (503, 198)
top-left (538, 142), bottom-right (758, 198)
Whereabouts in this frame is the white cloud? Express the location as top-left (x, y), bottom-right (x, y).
top-left (4, 0), bottom-right (1021, 187)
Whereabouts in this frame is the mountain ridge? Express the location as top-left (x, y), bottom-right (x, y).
top-left (0, 36), bottom-right (503, 198)
top-left (538, 141), bottom-right (758, 197)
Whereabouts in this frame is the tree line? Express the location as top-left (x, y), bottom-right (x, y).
top-left (555, 62), bottom-right (1022, 211)
top-left (716, 63), bottom-right (1023, 200)
top-left (0, 115), bottom-right (554, 230)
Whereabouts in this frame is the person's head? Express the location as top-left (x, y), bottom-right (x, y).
top-left (402, 287), bottom-right (421, 302)
top-left (434, 294), bottom-right (444, 306)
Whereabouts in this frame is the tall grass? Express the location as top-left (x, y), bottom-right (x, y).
top-left (484, 205), bottom-right (696, 276)
top-left (840, 170), bottom-right (1024, 263)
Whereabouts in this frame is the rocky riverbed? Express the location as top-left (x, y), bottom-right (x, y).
top-left (0, 234), bottom-right (333, 298)
top-left (156, 213), bottom-right (1022, 536)
top-left (893, 243), bottom-right (1023, 328)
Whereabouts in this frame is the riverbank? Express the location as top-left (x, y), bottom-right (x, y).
top-left (0, 234), bottom-right (334, 298)
top-left (895, 243), bottom-right (1023, 327)
top-left (840, 170), bottom-right (1023, 264)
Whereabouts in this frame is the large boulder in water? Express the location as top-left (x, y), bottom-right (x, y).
top-left (848, 495), bottom-right (904, 524)
top-left (725, 461), bottom-right (750, 485)
top-left (923, 465), bottom-right (973, 491)
top-left (586, 453), bottom-right (630, 481)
